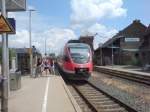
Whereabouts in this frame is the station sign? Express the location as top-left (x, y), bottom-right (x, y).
top-left (0, 0), bottom-right (26, 12)
top-left (122, 49), bottom-right (139, 52)
top-left (125, 38), bottom-right (140, 42)
top-left (0, 15), bottom-right (15, 34)
top-left (7, 18), bottom-right (16, 34)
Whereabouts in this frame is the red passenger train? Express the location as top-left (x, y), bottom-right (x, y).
top-left (57, 40), bottom-right (93, 80)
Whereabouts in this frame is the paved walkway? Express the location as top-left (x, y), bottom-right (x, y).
top-left (8, 75), bottom-right (81, 112)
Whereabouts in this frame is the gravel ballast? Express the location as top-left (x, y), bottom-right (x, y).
top-left (90, 72), bottom-right (150, 112)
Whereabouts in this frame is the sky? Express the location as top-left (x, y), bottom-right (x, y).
top-left (1, 0), bottom-right (150, 55)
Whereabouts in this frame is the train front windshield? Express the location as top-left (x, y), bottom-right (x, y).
top-left (69, 46), bottom-right (90, 64)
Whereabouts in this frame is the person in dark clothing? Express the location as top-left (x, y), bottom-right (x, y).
top-left (36, 58), bottom-right (42, 76)
top-left (50, 59), bottom-right (55, 75)
top-left (44, 60), bottom-right (49, 75)
top-left (47, 58), bottom-right (53, 74)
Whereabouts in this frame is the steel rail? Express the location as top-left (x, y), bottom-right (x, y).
top-left (94, 66), bottom-right (150, 85)
top-left (72, 81), bottom-right (137, 112)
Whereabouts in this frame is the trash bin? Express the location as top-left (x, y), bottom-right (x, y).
top-left (10, 70), bottom-right (21, 91)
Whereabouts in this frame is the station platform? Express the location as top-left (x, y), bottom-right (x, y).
top-left (8, 75), bottom-right (82, 112)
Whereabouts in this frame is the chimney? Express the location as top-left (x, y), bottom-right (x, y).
top-left (133, 19), bottom-right (140, 23)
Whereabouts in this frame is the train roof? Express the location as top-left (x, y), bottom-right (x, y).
top-left (67, 40), bottom-right (81, 43)
top-left (66, 39), bottom-right (91, 48)
top-left (67, 42), bottom-right (90, 48)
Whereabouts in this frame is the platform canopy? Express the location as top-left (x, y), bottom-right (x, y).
top-left (0, 0), bottom-right (26, 12)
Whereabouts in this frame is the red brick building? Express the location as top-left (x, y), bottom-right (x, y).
top-left (79, 36), bottom-right (94, 52)
top-left (94, 20), bottom-right (147, 66)
top-left (139, 25), bottom-right (150, 66)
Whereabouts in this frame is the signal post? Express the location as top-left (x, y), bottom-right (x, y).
top-left (0, 0), bottom-right (26, 112)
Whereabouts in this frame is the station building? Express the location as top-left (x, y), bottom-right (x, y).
top-left (139, 25), bottom-right (150, 66)
top-left (79, 36), bottom-right (94, 52)
top-left (15, 46), bottom-right (41, 74)
top-left (94, 20), bottom-right (147, 66)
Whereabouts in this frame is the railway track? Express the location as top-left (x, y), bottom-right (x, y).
top-left (94, 66), bottom-right (150, 85)
top-left (68, 81), bottom-right (137, 112)
top-left (68, 85), bottom-right (94, 112)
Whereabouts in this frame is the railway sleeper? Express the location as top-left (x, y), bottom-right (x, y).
top-left (94, 102), bottom-right (120, 109)
top-left (88, 98), bottom-right (111, 102)
top-left (80, 90), bottom-right (101, 93)
top-left (93, 100), bottom-right (113, 105)
top-left (80, 90), bottom-right (98, 93)
top-left (80, 92), bottom-right (103, 96)
top-left (84, 93), bottom-right (104, 97)
top-left (87, 96), bottom-right (107, 99)
top-left (94, 100), bottom-right (115, 105)
top-left (89, 97), bottom-right (110, 100)
top-left (98, 107), bottom-right (127, 112)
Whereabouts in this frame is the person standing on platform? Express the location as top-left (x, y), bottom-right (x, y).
top-left (44, 59), bottom-right (49, 76)
top-left (47, 58), bottom-right (52, 74)
top-left (51, 59), bottom-right (55, 75)
top-left (36, 58), bottom-right (42, 76)
top-left (33, 55), bottom-right (38, 78)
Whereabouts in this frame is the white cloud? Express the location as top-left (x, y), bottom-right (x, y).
top-left (70, 0), bottom-right (125, 49)
top-left (7, 11), bottom-right (77, 55)
top-left (9, 30), bottom-right (29, 48)
top-left (4, 2), bottom-right (124, 54)
top-left (80, 23), bottom-right (118, 49)
top-left (9, 28), bottom-right (77, 55)
top-left (9, 11), bottom-right (52, 32)
top-left (71, 0), bottom-right (127, 24)
top-left (43, 28), bottom-right (77, 54)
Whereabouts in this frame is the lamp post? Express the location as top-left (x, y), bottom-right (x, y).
top-left (111, 37), bottom-right (122, 66)
top-left (111, 43), bottom-right (114, 66)
top-left (28, 9), bottom-right (35, 77)
top-left (1, 0), bottom-right (9, 111)
top-left (94, 33), bottom-right (105, 66)
top-left (45, 37), bottom-right (47, 56)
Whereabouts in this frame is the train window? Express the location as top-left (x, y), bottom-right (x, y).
top-left (69, 47), bottom-right (90, 57)
top-left (68, 47), bottom-right (90, 64)
top-left (69, 47), bottom-right (90, 54)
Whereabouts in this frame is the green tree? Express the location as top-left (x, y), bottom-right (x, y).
top-left (0, 48), bottom-right (16, 66)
